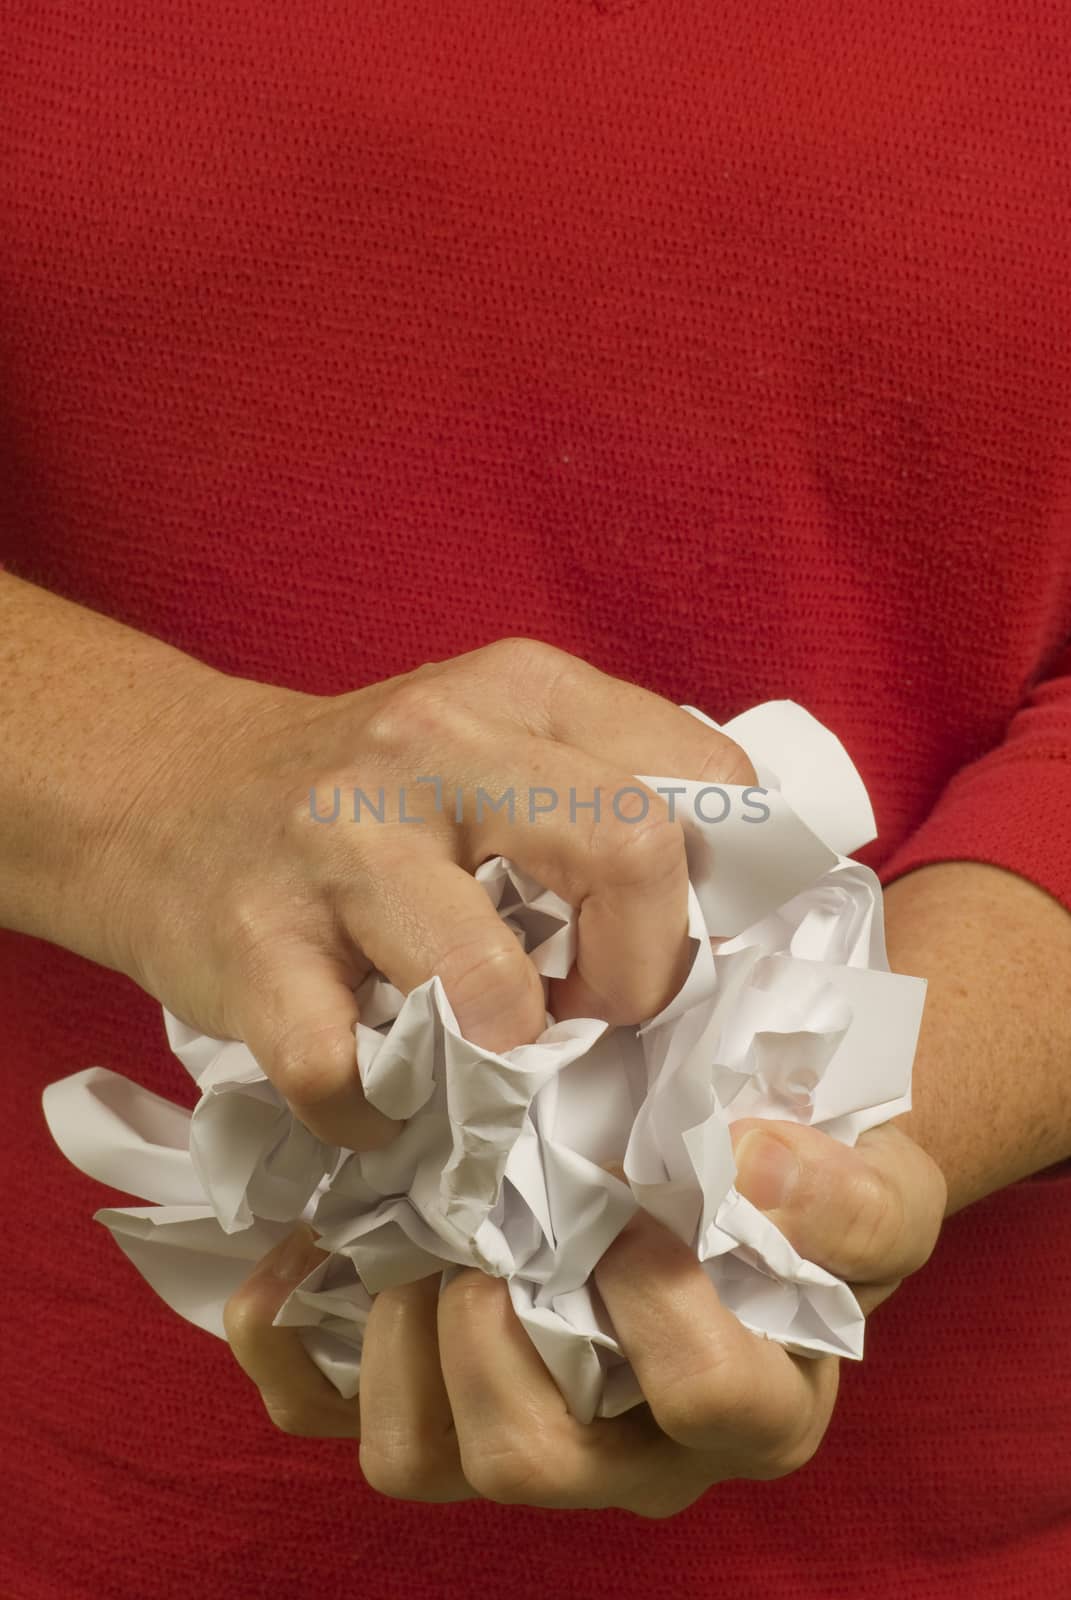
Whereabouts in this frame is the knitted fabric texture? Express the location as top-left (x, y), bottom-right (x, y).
top-left (1, 3), bottom-right (1070, 1598)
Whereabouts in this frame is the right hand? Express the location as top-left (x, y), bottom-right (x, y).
top-left (100, 636), bottom-right (756, 1149)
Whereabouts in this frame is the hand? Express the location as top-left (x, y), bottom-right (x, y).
top-left (223, 1118), bottom-right (946, 1516)
top-left (102, 637), bottom-right (755, 1150)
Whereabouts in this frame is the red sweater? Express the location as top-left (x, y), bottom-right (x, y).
top-left (2, 4), bottom-right (1070, 1597)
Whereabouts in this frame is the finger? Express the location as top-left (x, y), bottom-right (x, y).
top-left (334, 741), bottom-right (689, 1036)
top-left (437, 1269), bottom-right (672, 1509)
top-left (457, 638), bottom-right (758, 789)
top-left (449, 734), bottom-right (693, 1025)
top-left (730, 1118), bottom-right (947, 1285)
top-left (234, 941), bottom-right (399, 1151)
top-left (223, 1225), bottom-right (360, 1438)
top-left (335, 850), bottom-right (548, 1055)
top-left (851, 1277), bottom-right (905, 1318)
top-left (411, 639), bottom-right (756, 1023)
top-left (594, 1207), bottom-right (833, 1473)
top-left (357, 1274), bottom-right (474, 1503)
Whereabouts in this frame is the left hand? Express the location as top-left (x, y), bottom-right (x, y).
top-left (224, 1119), bottom-right (947, 1517)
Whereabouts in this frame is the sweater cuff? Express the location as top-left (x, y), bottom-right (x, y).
top-left (877, 747), bottom-right (1071, 915)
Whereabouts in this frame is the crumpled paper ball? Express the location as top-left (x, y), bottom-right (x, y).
top-left (43, 700), bottom-right (926, 1423)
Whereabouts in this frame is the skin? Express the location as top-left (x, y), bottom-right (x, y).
top-left (223, 860), bottom-right (1071, 1516)
top-left (1, 573), bottom-right (757, 1145)
top-left (225, 1120), bottom-right (946, 1515)
top-left (4, 570), bottom-right (1070, 1515)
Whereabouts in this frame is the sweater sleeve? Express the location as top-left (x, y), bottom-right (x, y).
top-left (877, 640), bottom-right (1071, 914)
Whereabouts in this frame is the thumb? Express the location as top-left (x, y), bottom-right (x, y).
top-left (730, 1118), bottom-right (946, 1286)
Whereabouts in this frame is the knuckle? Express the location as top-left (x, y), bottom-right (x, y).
top-left (269, 1020), bottom-right (356, 1111)
top-left (906, 1148), bottom-right (948, 1267)
top-left (433, 926), bottom-right (542, 1028)
top-left (483, 638), bottom-right (579, 715)
top-left (693, 736), bottom-right (758, 789)
top-left (835, 1166), bottom-right (906, 1278)
top-left (221, 1285), bottom-right (260, 1353)
top-left (263, 1401), bottom-right (328, 1439)
top-left (359, 1441), bottom-right (458, 1502)
top-left (441, 1267), bottom-right (506, 1325)
top-left (278, 776), bottom-right (381, 889)
top-left (646, 1382), bottom-right (707, 1447)
top-left (362, 682), bottom-right (476, 756)
top-left (749, 1430), bottom-right (820, 1481)
top-left (459, 1442), bottom-right (554, 1506)
top-left (262, 1408), bottom-right (355, 1446)
top-left (484, 636), bottom-right (567, 676)
top-left (595, 806), bottom-right (686, 891)
top-left (285, 770), bottom-right (350, 840)
top-left (648, 1360), bottom-right (783, 1453)
top-left (629, 1484), bottom-right (708, 1520)
top-left (217, 890), bottom-right (336, 1003)
top-left (646, 1367), bottom-right (727, 1447)
top-left (913, 1156), bottom-right (949, 1267)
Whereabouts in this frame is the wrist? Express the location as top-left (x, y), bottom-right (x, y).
top-left (28, 652), bottom-right (214, 972)
top-left (93, 664), bottom-right (303, 989)
top-left (93, 659), bottom-right (313, 985)
top-left (883, 862), bottom-right (1071, 1214)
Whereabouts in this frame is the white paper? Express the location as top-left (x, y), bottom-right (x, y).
top-left (42, 700), bottom-right (925, 1423)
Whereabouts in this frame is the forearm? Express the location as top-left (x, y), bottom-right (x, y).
top-left (886, 860), bottom-right (1071, 1215)
top-left (6, 574), bottom-right (1069, 1210)
top-left (0, 571), bottom-right (234, 968)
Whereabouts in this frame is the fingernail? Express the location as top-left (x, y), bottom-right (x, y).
top-left (733, 1131), bottom-right (801, 1211)
top-left (268, 1224), bottom-right (317, 1283)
